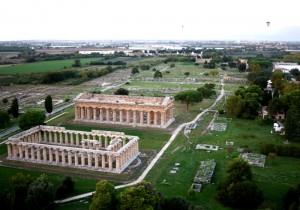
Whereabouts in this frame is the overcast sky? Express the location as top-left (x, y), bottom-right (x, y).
top-left (1, 0), bottom-right (300, 41)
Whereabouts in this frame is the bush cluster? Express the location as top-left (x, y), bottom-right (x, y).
top-left (260, 142), bottom-right (300, 158)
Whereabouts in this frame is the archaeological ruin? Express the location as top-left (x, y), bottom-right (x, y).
top-left (6, 125), bottom-right (140, 174)
top-left (74, 93), bottom-right (174, 128)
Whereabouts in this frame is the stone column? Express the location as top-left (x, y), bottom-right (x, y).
top-left (38, 131), bottom-right (42, 143)
top-left (120, 110), bottom-right (123, 123)
top-left (70, 133), bottom-right (74, 145)
top-left (88, 153), bottom-right (92, 167)
top-left (43, 147), bottom-right (47, 162)
top-left (54, 131), bottom-right (57, 143)
top-left (161, 112), bottom-right (165, 126)
top-left (147, 112), bottom-right (151, 125)
top-left (37, 147), bottom-right (41, 161)
top-left (108, 155), bottom-right (112, 171)
top-left (43, 131), bottom-right (47, 142)
top-left (81, 152), bottom-right (85, 167)
top-left (154, 112), bottom-right (158, 126)
top-left (48, 131), bottom-right (52, 142)
top-left (87, 107), bottom-right (91, 120)
top-left (59, 132), bottom-right (63, 144)
top-left (102, 155), bottom-right (105, 169)
top-left (76, 133), bottom-right (79, 146)
top-left (68, 150), bottom-right (72, 165)
top-left (75, 107), bottom-right (78, 120)
top-left (93, 108), bottom-right (97, 121)
top-left (7, 144), bottom-right (11, 158)
top-left (61, 149), bottom-right (65, 165)
top-left (28, 135), bottom-right (32, 143)
top-left (126, 110), bottom-right (130, 123)
top-left (116, 156), bottom-right (120, 172)
top-left (49, 148), bottom-right (53, 163)
top-left (74, 151), bottom-right (78, 166)
top-left (18, 145), bottom-right (23, 159)
top-left (65, 132), bottom-right (69, 144)
top-left (113, 110), bottom-right (116, 123)
top-left (80, 107), bottom-right (84, 119)
top-left (140, 111), bottom-right (143, 125)
top-left (99, 108), bottom-right (103, 123)
top-left (24, 146), bottom-right (29, 160)
top-left (133, 110), bottom-right (136, 125)
top-left (55, 149), bottom-right (59, 164)
top-left (106, 109), bottom-right (109, 122)
top-left (31, 146), bottom-right (35, 161)
top-left (105, 137), bottom-right (108, 148)
top-left (94, 154), bottom-right (99, 169)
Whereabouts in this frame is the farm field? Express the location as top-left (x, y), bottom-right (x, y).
top-left (0, 58), bottom-right (103, 74)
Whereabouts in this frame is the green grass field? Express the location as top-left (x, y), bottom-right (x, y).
top-left (0, 58), bottom-right (103, 75)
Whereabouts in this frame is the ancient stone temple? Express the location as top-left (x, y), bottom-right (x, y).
top-left (6, 125), bottom-right (140, 174)
top-left (74, 93), bottom-right (174, 128)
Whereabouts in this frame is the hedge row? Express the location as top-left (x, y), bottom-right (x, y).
top-left (260, 142), bottom-right (300, 158)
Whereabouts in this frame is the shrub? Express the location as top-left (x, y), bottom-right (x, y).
top-left (260, 143), bottom-right (300, 158)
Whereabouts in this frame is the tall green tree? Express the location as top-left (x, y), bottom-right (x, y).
top-left (119, 181), bottom-right (161, 210)
top-left (89, 180), bottom-right (117, 210)
top-left (131, 66), bottom-right (139, 74)
top-left (174, 90), bottom-right (203, 110)
top-left (285, 107), bottom-right (300, 141)
top-left (216, 158), bottom-right (263, 209)
top-left (45, 95), bottom-right (53, 114)
top-left (154, 70), bottom-right (162, 78)
top-left (18, 110), bottom-right (45, 130)
top-left (225, 95), bottom-right (245, 118)
top-left (2, 98), bottom-right (8, 104)
top-left (26, 174), bottom-right (55, 210)
top-left (0, 111), bottom-right (10, 128)
top-left (11, 98), bottom-right (19, 118)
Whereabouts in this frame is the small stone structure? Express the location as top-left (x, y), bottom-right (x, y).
top-left (195, 144), bottom-right (219, 151)
top-left (240, 153), bottom-right (266, 168)
top-left (194, 159), bottom-right (216, 184)
top-left (6, 125), bottom-right (140, 174)
top-left (74, 93), bottom-right (174, 128)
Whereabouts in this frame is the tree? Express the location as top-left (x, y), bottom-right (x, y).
top-left (72, 59), bottom-right (81, 67)
top-left (11, 98), bottom-right (19, 118)
top-left (56, 176), bottom-right (75, 199)
top-left (238, 63), bottom-right (247, 72)
top-left (170, 63), bottom-right (175, 68)
top-left (285, 107), bottom-right (300, 141)
top-left (208, 69), bottom-right (219, 77)
top-left (184, 72), bottom-right (190, 76)
top-left (161, 196), bottom-right (194, 210)
top-left (290, 68), bottom-right (300, 77)
top-left (114, 88), bottom-right (129, 95)
top-left (2, 98), bottom-right (8, 104)
top-left (154, 70), bottom-right (162, 79)
top-left (267, 97), bottom-right (283, 117)
top-left (0, 111), bottom-right (10, 128)
top-left (216, 158), bottom-right (263, 209)
top-left (26, 174), bottom-right (55, 210)
top-left (174, 90), bottom-right (203, 110)
top-left (131, 66), bottom-right (139, 74)
top-left (9, 173), bottom-right (32, 210)
top-left (197, 83), bottom-right (216, 98)
top-left (18, 110), bottom-right (46, 130)
top-left (119, 181), bottom-right (161, 210)
top-left (45, 95), bottom-right (53, 114)
top-left (90, 180), bottom-right (117, 210)
top-left (271, 71), bottom-right (285, 93)
top-left (225, 95), bottom-right (245, 118)
top-left (283, 184), bottom-right (300, 210)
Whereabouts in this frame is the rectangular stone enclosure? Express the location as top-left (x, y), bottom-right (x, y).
top-left (6, 125), bottom-right (140, 174)
top-left (74, 93), bottom-right (175, 128)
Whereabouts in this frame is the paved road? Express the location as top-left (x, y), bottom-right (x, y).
top-left (55, 78), bottom-right (225, 204)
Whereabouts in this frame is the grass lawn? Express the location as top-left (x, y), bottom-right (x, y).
top-left (145, 117), bottom-right (300, 209)
top-left (0, 58), bottom-right (103, 75)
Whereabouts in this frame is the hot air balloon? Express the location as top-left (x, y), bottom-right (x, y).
top-left (266, 21), bottom-right (270, 27)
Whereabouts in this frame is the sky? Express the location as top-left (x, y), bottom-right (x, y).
top-left (1, 0), bottom-right (300, 41)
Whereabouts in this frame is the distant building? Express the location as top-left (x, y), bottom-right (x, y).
top-left (195, 57), bottom-right (212, 64)
top-left (273, 62), bottom-right (300, 73)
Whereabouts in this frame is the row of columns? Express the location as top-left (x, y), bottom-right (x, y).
top-left (19, 130), bottom-right (126, 150)
top-left (7, 140), bottom-right (139, 173)
top-left (75, 106), bottom-right (173, 127)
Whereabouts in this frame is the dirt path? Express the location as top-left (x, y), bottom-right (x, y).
top-left (55, 78), bottom-right (225, 204)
